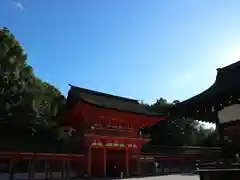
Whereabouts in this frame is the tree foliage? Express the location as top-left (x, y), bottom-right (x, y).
top-left (0, 27), bottom-right (34, 126)
top-left (0, 27), bottom-right (66, 136)
top-left (141, 97), bottom-right (217, 148)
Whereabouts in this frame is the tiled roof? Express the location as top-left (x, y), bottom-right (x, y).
top-left (172, 61), bottom-right (240, 122)
top-left (67, 85), bottom-right (163, 116)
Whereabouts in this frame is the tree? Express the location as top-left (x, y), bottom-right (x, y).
top-left (172, 100), bottom-right (180, 105)
top-left (148, 116), bottom-right (197, 146)
top-left (145, 98), bottom-right (195, 145)
top-left (29, 78), bottom-right (66, 129)
top-left (0, 27), bottom-right (71, 153)
top-left (199, 129), bottom-right (219, 146)
top-left (0, 27), bottom-right (66, 135)
top-left (0, 27), bottom-right (35, 127)
top-left (149, 98), bottom-right (173, 115)
top-left (142, 97), bottom-right (216, 148)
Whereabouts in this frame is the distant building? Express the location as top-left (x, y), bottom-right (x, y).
top-left (172, 61), bottom-right (240, 158)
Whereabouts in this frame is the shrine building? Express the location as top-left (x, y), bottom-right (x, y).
top-left (172, 61), bottom-right (240, 152)
top-left (65, 85), bottom-right (167, 177)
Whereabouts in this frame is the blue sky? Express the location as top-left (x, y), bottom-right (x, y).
top-left (1, 0), bottom-right (240, 105)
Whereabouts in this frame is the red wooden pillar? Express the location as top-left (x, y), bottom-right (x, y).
top-left (49, 160), bottom-right (53, 180)
top-left (9, 155), bottom-right (16, 180)
top-left (28, 160), bottom-right (31, 180)
top-left (28, 158), bottom-right (35, 180)
top-left (125, 149), bottom-right (129, 177)
top-left (137, 152), bottom-right (141, 175)
top-left (61, 160), bottom-right (66, 179)
top-left (66, 160), bottom-right (70, 180)
top-left (168, 159), bottom-right (172, 174)
top-left (45, 160), bottom-right (50, 180)
top-left (88, 147), bottom-right (92, 177)
top-left (103, 148), bottom-right (106, 177)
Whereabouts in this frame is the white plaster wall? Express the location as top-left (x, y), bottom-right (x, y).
top-left (218, 104), bottom-right (240, 124)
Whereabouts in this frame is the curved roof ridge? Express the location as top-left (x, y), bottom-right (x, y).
top-left (217, 60), bottom-right (240, 72)
top-left (67, 84), bottom-right (165, 116)
top-left (69, 84), bottom-right (139, 103)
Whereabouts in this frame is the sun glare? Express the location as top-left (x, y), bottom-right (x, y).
top-left (216, 46), bottom-right (240, 69)
top-left (230, 45), bottom-right (240, 61)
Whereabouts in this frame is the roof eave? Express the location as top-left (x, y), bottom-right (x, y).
top-left (80, 98), bottom-right (165, 117)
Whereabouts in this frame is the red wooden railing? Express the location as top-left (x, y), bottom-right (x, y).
top-left (0, 152), bottom-right (85, 180)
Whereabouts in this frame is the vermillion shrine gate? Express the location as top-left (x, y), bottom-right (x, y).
top-left (66, 85), bottom-right (166, 177)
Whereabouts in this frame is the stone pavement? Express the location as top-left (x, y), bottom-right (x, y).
top-left (0, 174), bottom-right (200, 180)
top-left (120, 175), bottom-right (199, 180)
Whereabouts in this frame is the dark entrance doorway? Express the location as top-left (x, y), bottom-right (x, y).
top-left (106, 159), bottom-right (120, 178)
top-left (106, 149), bottom-right (125, 178)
